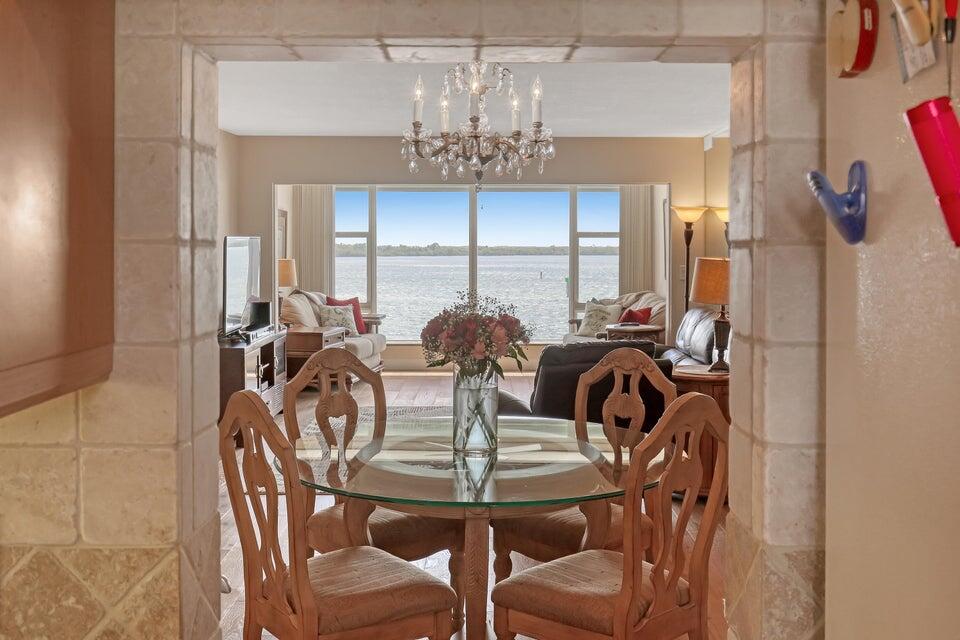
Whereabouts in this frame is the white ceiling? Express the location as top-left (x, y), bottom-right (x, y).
top-left (218, 62), bottom-right (730, 138)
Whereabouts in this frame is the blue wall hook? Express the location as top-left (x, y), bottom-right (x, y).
top-left (806, 160), bottom-right (868, 245)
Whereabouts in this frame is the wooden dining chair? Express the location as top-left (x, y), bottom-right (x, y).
top-left (219, 390), bottom-right (457, 640)
top-left (491, 392), bottom-right (729, 640)
top-left (491, 347), bottom-right (677, 582)
top-left (283, 348), bottom-right (466, 628)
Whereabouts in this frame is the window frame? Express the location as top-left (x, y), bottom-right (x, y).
top-left (331, 183), bottom-right (624, 343)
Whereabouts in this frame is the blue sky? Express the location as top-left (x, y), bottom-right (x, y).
top-left (335, 188), bottom-right (619, 246)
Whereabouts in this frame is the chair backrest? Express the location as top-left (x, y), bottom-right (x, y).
top-left (616, 392), bottom-right (729, 632)
top-left (283, 348), bottom-right (386, 448)
top-left (574, 347), bottom-right (678, 478)
top-left (219, 390), bottom-right (318, 638)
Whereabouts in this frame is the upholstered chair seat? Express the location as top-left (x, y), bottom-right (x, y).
top-left (297, 546), bottom-right (458, 635)
top-left (492, 550), bottom-right (689, 636)
top-left (307, 504), bottom-right (461, 560)
top-left (492, 504), bottom-right (625, 555)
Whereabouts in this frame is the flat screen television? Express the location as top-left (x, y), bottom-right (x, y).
top-left (222, 236), bottom-right (262, 335)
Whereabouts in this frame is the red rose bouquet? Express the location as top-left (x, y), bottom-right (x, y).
top-left (421, 291), bottom-right (530, 380)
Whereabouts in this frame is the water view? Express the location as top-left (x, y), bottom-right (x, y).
top-left (335, 253), bottom-right (618, 341)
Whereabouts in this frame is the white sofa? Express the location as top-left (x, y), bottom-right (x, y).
top-left (563, 291), bottom-right (667, 345)
top-left (279, 290), bottom-right (387, 371)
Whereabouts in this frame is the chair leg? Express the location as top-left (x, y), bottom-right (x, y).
top-left (448, 548), bottom-right (465, 629)
top-left (493, 605), bottom-right (515, 640)
top-left (433, 610), bottom-right (454, 640)
top-left (492, 531), bottom-right (512, 583)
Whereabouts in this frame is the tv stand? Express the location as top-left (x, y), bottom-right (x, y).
top-left (219, 328), bottom-right (286, 439)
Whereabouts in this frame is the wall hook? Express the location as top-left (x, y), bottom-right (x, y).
top-left (806, 160), bottom-right (868, 245)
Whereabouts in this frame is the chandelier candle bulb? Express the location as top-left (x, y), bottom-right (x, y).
top-left (440, 84), bottom-right (450, 133)
top-left (413, 75), bottom-right (424, 123)
top-left (531, 75), bottom-right (543, 123)
top-left (510, 90), bottom-right (521, 132)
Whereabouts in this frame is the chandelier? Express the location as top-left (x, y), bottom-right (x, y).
top-left (401, 61), bottom-right (556, 189)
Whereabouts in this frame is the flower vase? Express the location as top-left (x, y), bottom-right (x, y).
top-left (452, 368), bottom-right (498, 455)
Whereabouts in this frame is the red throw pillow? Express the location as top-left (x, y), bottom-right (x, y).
top-left (619, 307), bottom-right (652, 324)
top-left (326, 296), bottom-right (367, 334)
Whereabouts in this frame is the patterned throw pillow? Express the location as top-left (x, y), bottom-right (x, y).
top-left (576, 301), bottom-right (623, 337)
top-left (317, 304), bottom-right (359, 336)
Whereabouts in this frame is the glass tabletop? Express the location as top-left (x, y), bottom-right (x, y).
top-left (288, 413), bottom-right (659, 509)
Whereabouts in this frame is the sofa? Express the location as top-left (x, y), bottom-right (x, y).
top-left (498, 340), bottom-right (673, 432)
top-left (654, 307), bottom-right (717, 366)
top-left (279, 290), bottom-right (387, 371)
top-left (562, 291), bottom-right (667, 345)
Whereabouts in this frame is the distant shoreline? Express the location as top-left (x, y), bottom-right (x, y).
top-left (335, 243), bottom-right (617, 257)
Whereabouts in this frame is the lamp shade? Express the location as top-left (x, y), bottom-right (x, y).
top-left (712, 207), bottom-right (730, 223)
top-left (277, 258), bottom-right (298, 288)
top-left (690, 257), bottom-right (729, 306)
top-left (672, 206), bottom-right (708, 224)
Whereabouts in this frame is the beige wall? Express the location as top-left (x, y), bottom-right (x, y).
top-left (704, 137), bottom-right (731, 257)
top-left (227, 135), bottom-right (712, 342)
top-left (825, 1), bottom-right (960, 636)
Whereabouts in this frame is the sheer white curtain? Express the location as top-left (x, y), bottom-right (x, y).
top-left (619, 184), bottom-right (655, 293)
top-left (291, 184), bottom-right (335, 293)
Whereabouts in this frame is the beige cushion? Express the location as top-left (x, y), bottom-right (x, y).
top-left (344, 334), bottom-right (386, 360)
top-left (307, 504), bottom-right (460, 560)
top-left (280, 294), bottom-right (320, 328)
top-left (577, 302), bottom-right (622, 337)
top-left (318, 304), bottom-right (359, 335)
top-left (492, 504), bottom-right (624, 554)
top-left (301, 546), bottom-right (457, 634)
top-left (491, 549), bottom-right (689, 635)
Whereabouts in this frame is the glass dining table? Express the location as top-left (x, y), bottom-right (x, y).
top-left (289, 413), bottom-right (658, 639)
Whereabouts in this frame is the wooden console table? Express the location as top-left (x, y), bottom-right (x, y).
top-left (672, 364), bottom-right (729, 497)
top-left (219, 329), bottom-right (287, 423)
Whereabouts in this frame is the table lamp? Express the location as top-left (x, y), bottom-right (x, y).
top-left (277, 258), bottom-right (298, 289)
top-left (672, 206), bottom-right (708, 311)
top-left (690, 256), bottom-right (730, 372)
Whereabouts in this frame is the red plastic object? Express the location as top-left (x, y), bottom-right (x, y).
top-left (905, 96), bottom-right (960, 246)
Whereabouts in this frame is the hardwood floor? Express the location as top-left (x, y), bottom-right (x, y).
top-left (219, 372), bottom-right (727, 640)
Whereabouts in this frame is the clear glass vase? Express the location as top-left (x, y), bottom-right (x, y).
top-left (452, 368), bottom-right (499, 456)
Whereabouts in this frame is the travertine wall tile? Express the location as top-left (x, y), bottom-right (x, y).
top-left (754, 142), bottom-right (825, 241)
top-left (581, 0), bottom-right (679, 39)
top-left (185, 514), bottom-right (222, 614)
top-left (179, 0), bottom-right (279, 36)
top-left (760, 345), bottom-right (824, 445)
top-left (117, 141), bottom-right (179, 240)
top-left (180, 246), bottom-right (194, 339)
top-left (481, 0), bottom-right (579, 37)
top-left (0, 551), bottom-right (103, 639)
top-left (116, 37), bottom-right (181, 139)
top-left (658, 45), bottom-right (748, 63)
top-left (192, 246), bottom-right (221, 337)
top-left (381, 0), bottom-right (481, 38)
top-left (479, 46), bottom-right (571, 62)
top-left (730, 51), bottom-right (755, 149)
top-left (192, 337), bottom-right (220, 431)
top-left (117, 0), bottom-right (178, 35)
top-left (179, 342), bottom-right (194, 443)
top-left (0, 393), bottom-right (76, 445)
top-left (193, 150), bottom-right (219, 241)
top-left (766, 0), bottom-right (824, 36)
top-left (761, 245), bottom-right (823, 342)
top-left (570, 46), bottom-right (665, 62)
top-left (728, 424), bottom-right (754, 522)
top-left (192, 426), bottom-right (220, 526)
top-left (758, 445), bottom-right (824, 546)
top-left (729, 334), bottom-right (752, 433)
top-left (181, 44), bottom-right (194, 142)
top-left (179, 143), bottom-right (193, 239)
top-left (55, 547), bottom-right (168, 606)
top-left (760, 549), bottom-right (823, 638)
top-left (180, 550), bottom-right (219, 640)
top-left (679, 0), bottom-right (763, 38)
top-left (387, 46), bottom-right (477, 63)
top-left (80, 346), bottom-right (179, 445)
top-left (729, 247), bottom-right (752, 336)
top-left (295, 45), bottom-right (388, 61)
top-left (278, 0), bottom-right (380, 37)
top-left (728, 147), bottom-right (753, 242)
top-left (0, 449), bottom-right (76, 544)
top-left (763, 41), bottom-right (825, 140)
top-left (179, 441), bottom-right (195, 536)
top-left (193, 54), bottom-right (219, 149)
top-left (116, 243), bottom-right (181, 343)
top-left (0, 546), bottom-right (29, 579)
top-left (115, 551), bottom-right (181, 639)
top-left (81, 448), bottom-right (178, 545)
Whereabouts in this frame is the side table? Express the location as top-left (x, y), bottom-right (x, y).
top-left (672, 364), bottom-right (729, 497)
top-left (605, 323), bottom-right (664, 342)
top-left (285, 326), bottom-right (347, 380)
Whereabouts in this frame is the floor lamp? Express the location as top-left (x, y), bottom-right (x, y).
top-left (712, 207), bottom-right (730, 251)
top-left (672, 207), bottom-right (708, 312)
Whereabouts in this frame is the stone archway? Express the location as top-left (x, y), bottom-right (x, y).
top-left (107, 2), bottom-right (826, 638)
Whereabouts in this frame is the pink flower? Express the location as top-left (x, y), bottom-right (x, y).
top-left (471, 340), bottom-right (487, 360)
top-left (491, 325), bottom-right (509, 356)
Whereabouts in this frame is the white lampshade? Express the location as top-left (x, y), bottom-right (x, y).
top-left (711, 207), bottom-right (730, 223)
top-left (672, 206), bottom-right (708, 224)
